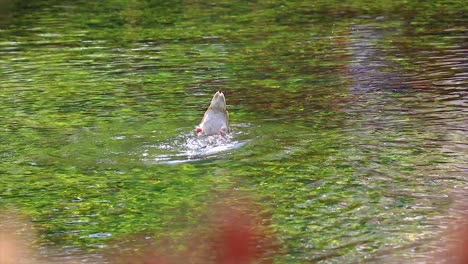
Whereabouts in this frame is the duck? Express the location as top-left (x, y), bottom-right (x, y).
top-left (195, 91), bottom-right (229, 136)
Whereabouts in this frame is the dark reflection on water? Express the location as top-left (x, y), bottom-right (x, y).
top-left (0, 1), bottom-right (467, 263)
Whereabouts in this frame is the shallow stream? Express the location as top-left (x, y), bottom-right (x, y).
top-left (0, 1), bottom-right (467, 263)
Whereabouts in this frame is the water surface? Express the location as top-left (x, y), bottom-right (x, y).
top-left (0, 1), bottom-right (467, 263)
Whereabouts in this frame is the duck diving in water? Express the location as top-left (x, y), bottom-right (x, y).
top-left (195, 91), bottom-right (230, 136)
top-left (142, 91), bottom-right (245, 164)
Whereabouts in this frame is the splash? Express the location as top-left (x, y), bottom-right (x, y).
top-left (142, 127), bottom-right (247, 164)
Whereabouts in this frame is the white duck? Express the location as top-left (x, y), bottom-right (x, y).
top-left (195, 91), bottom-right (229, 136)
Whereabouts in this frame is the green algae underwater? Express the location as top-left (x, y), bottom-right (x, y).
top-left (0, 0), bottom-right (467, 263)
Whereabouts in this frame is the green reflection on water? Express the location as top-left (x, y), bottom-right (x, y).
top-left (0, 0), bottom-right (466, 262)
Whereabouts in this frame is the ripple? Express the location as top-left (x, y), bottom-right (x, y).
top-left (88, 233), bottom-right (112, 238)
top-left (142, 125), bottom-right (249, 164)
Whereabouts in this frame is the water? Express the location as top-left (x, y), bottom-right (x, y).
top-left (0, 1), bottom-right (467, 263)
top-left (143, 129), bottom-right (246, 164)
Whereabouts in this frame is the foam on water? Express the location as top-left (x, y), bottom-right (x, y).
top-left (142, 127), bottom-right (247, 164)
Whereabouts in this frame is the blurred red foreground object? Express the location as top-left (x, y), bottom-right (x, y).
top-left (216, 208), bottom-right (267, 264)
top-left (114, 198), bottom-right (276, 264)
